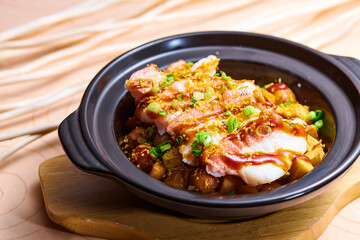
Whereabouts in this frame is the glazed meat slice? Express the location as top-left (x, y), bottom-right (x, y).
top-left (125, 64), bottom-right (164, 101)
top-left (128, 56), bottom-right (256, 136)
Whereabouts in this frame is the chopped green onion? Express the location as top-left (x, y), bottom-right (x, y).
top-left (137, 137), bottom-right (147, 144)
top-left (277, 78), bottom-right (282, 83)
top-left (146, 127), bottom-right (154, 137)
top-left (219, 85), bottom-right (226, 94)
top-left (307, 111), bottom-right (316, 121)
top-left (315, 119), bottom-right (323, 129)
top-left (233, 118), bottom-right (239, 130)
top-left (283, 102), bottom-right (291, 107)
top-left (214, 127), bottom-right (221, 133)
top-left (191, 141), bottom-right (202, 156)
top-left (176, 136), bottom-right (184, 143)
top-left (178, 93), bottom-right (183, 101)
top-left (311, 124), bottom-right (319, 131)
top-left (188, 185), bottom-right (195, 191)
top-left (221, 72), bottom-right (231, 81)
top-left (172, 99), bottom-right (179, 109)
top-left (255, 125), bottom-right (272, 136)
top-left (243, 106), bottom-right (255, 116)
top-left (190, 96), bottom-right (197, 107)
top-left (228, 81), bottom-right (235, 89)
top-left (160, 82), bottom-right (169, 88)
top-left (179, 73), bottom-right (190, 78)
top-left (224, 118), bottom-right (238, 133)
top-left (227, 119), bottom-right (233, 133)
top-left (191, 132), bottom-right (213, 156)
top-left (150, 147), bottom-right (159, 158)
top-left (166, 74), bottom-right (175, 83)
top-left (221, 152), bottom-right (226, 156)
top-left (263, 83), bottom-right (274, 89)
top-left (214, 73), bottom-right (220, 77)
top-left (140, 80), bottom-right (151, 88)
top-left (196, 131), bottom-right (213, 145)
top-left (159, 111), bottom-right (167, 116)
top-left (229, 190), bottom-right (236, 195)
top-left (205, 87), bottom-right (215, 99)
top-left (192, 149), bottom-right (202, 156)
top-left (150, 140), bottom-right (172, 158)
top-left (159, 143), bottom-right (172, 152)
top-left (193, 92), bottom-right (204, 101)
top-left (313, 110), bottom-right (324, 121)
top-left (147, 102), bottom-right (161, 113)
top-left (187, 61), bottom-right (194, 66)
top-left (225, 110), bottom-right (232, 116)
top-left (157, 140), bottom-right (171, 147)
top-left (151, 85), bottom-right (160, 93)
top-left (204, 136), bottom-right (214, 147)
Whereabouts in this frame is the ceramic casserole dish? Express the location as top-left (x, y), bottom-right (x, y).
top-left (59, 31), bottom-right (360, 218)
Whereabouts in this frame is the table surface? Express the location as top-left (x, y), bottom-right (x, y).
top-left (0, 0), bottom-right (359, 239)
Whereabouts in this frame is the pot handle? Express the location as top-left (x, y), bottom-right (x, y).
top-left (58, 111), bottom-right (109, 173)
top-left (330, 55), bottom-right (360, 87)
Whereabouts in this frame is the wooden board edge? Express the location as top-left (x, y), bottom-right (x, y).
top-left (39, 156), bottom-right (154, 240)
top-left (294, 180), bottom-right (360, 239)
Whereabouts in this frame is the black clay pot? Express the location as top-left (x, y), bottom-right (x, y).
top-left (59, 31), bottom-right (360, 218)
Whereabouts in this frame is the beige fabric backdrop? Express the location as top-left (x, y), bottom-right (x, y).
top-left (0, 0), bottom-right (359, 239)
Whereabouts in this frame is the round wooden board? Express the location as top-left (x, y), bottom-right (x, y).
top-left (39, 155), bottom-right (360, 240)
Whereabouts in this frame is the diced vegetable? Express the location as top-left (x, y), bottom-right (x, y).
top-left (288, 157), bottom-right (314, 181)
top-left (219, 175), bottom-right (242, 194)
top-left (164, 170), bottom-right (188, 190)
top-left (188, 169), bottom-right (219, 193)
top-left (162, 148), bottom-right (183, 169)
top-left (150, 162), bottom-right (167, 180)
top-left (131, 144), bottom-right (156, 173)
top-left (305, 144), bottom-right (325, 167)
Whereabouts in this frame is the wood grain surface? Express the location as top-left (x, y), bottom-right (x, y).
top-left (0, 0), bottom-right (359, 239)
top-left (39, 155), bottom-right (360, 240)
